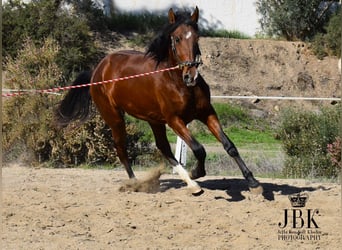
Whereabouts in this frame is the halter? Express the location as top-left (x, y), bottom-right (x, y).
top-left (171, 36), bottom-right (203, 69)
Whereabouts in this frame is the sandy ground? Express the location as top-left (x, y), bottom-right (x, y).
top-left (1, 165), bottom-right (341, 250)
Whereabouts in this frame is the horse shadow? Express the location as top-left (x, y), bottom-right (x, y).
top-left (160, 177), bottom-right (326, 202)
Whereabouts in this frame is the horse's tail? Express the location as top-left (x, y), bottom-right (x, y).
top-left (54, 71), bottom-right (93, 128)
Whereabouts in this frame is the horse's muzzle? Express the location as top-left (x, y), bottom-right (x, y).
top-left (183, 70), bottom-right (198, 87)
top-left (180, 55), bottom-right (202, 86)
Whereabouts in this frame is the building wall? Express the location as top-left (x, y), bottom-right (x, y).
top-left (110, 0), bottom-right (261, 36)
top-left (2, 0), bottom-right (261, 36)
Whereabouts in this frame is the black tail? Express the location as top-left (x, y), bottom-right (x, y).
top-left (54, 71), bottom-right (93, 128)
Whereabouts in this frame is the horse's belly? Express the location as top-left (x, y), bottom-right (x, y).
top-left (113, 88), bottom-right (166, 123)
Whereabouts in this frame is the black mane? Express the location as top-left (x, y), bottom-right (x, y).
top-left (145, 10), bottom-right (199, 65)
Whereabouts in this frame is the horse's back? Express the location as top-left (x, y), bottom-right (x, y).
top-left (90, 49), bottom-right (213, 124)
top-left (92, 50), bottom-right (156, 80)
top-left (90, 50), bottom-right (170, 122)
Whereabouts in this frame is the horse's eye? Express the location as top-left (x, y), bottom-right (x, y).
top-left (174, 36), bottom-right (181, 43)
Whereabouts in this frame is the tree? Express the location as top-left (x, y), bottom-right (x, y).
top-left (256, 0), bottom-right (338, 40)
top-left (2, 0), bottom-right (98, 82)
top-left (311, 6), bottom-right (341, 58)
top-left (65, 0), bottom-right (109, 31)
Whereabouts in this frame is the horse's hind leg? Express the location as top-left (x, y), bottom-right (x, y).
top-left (109, 119), bottom-right (135, 179)
top-left (95, 104), bottom-right (135, 179)
top-left (149, 122), bottom-right (178, 166)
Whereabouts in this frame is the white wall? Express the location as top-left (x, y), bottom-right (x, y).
top-left (2, 0), bottom-right (261, 36)
top-left (112, 0), bottom-right (261, 36)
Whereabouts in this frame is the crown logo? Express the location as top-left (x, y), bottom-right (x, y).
top-left (288, 193), bottom-right (309, 207)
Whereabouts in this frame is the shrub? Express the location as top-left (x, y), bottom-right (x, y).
top-left (311, 7), bottom-right (341, 59)
top-left (201, 29), bottom-right (251, 39)
top-left (107, 11), bottom-right (167, 34)
top-left (70, 0), bottom-right (109, 32)
top-left (277, 105), bottom-right (341, 178)
top-left (2, 37), bottom-right (154, 167)
top-left (327, 137), bottom-right (341, 169)
top-left (3, 37), bottom-right (64, 163)
top-left (255, 0), bottom-right (336, 40)
top-left (47, 113), bottom-right (151, 167)
top-left (2, 0), bottom-right (98, 82)
top-left (311, 33), bottom-right (329, 59)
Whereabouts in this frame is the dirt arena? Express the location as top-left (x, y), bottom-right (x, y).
top-left (2, 165), bottom-right (341, 249)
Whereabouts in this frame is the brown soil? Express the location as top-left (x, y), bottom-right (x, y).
top-left (197, 38), bottom-right (340, 115)
top-left (2, 165), bottom-right (341, 249)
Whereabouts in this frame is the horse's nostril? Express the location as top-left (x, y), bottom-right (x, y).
top-left (183, 74), bottom-right (191, 81)
top-left (183, 73), bottom-right (197, 86)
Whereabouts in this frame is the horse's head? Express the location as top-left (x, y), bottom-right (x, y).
top-left (168, 7), bottom-right (202, 87)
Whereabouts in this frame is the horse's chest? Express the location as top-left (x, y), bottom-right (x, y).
top-left (168, 90), bottom-right (200, 116)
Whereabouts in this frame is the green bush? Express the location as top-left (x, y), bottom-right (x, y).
top-left (46, 113), bottom-right (152, 167)
top-left (70, 0), bottom-right (109, 32)
top-left (255, 0), bottom-right (336, 40)
top-left (201, 29), bottom-right (250, 39)
top-left (2, 37), bottom-right (154, 167)
top-left (312, 7), bottom-right (341, 59)
top-left (107, 11), bottom-right (167, 34)
top-left (3, 38), bottom-right (64, 163)
top-left (327, 137), bottom-right (342, 169)
top-left (277, 106), bottom-right (341, 178)
top-left (2, 0), bottom-right (98, 82)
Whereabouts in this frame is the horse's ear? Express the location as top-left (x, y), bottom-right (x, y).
top-left (191, 6), bottom-right (199, 23)
top-left (168, 8), bottom-right (176, 24)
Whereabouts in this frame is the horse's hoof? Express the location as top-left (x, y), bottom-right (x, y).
top-left (249, 184), bottom-right (263, 195)
top-left (189, 185), bottom-right (204, 196)
top-left (190, 168), bottom-right (206, 180)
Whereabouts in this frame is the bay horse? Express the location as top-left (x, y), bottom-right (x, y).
top-left (55, 7), bottom-right (262, 195)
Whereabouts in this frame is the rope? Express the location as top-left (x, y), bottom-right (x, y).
top-left (211, 95), bottom-right (341, 101)
top-left (2, 65), bottom-right (179, 98)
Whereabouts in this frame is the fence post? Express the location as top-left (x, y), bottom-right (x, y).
top-left (175, 136), bottom-right (188, 166)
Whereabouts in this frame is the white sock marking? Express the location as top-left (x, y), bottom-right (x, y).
top-left (173, 164), bottom-right (199, 189)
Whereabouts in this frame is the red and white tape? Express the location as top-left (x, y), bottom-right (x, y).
top-left (2, 65), bottom-right (179, 98)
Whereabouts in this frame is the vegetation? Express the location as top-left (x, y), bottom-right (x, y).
top-left (201, 29), bottom-right (251, 39)
top-left (311, 7), bottom-right (341, 59)
top-left (107, 11), bottom-right (167, 34)
top-left (3, 38), bottom-right (64, 163)
top-left (277, 106), bottom-right (341, 179)
top-left (2, 0), bottom-right (99, 82)
top-left (256, 0), bottom-right (341, 59)
top-left (255, 0), bottom-right (338, 40)
top-left (2, 37), bottom-right (153, 167)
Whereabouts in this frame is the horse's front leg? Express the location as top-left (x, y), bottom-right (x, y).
top-left (202, 113), bottom-right (263, 192)
top-left (167, 118), bottom-right (205, 194)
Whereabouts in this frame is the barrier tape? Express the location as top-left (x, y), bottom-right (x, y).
top-left (2, 65), bottom-right (179, 98)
